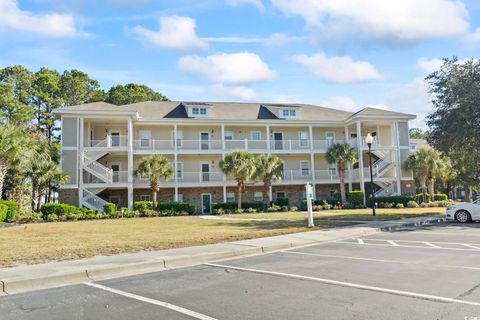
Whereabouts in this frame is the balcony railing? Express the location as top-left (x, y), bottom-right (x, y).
top-left (88, 135), bottom-right (128, 148)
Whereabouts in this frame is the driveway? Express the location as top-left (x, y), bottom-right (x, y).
top-left (1, 222), bottom-right (479, 319)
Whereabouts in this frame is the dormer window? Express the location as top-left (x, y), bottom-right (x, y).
top-left (189, 107), bottom-right (209, 117)
top-left (281, 109), bottom-right (297, 118)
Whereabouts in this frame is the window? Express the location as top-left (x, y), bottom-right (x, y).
top-left (299, 131), bottom-right (309, 148)
top-left (139, 130), bottom-right (151, 148)
top-left (329, 189), bottom-right (337, 198)
top-left (300, 160), bottom-right (310, 176)
top-left (224, 131), bottom-right (234, 140)
top-left (250, 131), bottom-right (261, 140)
top-left (200, 108), bottom-right (207, 115)
top-left (289, 110), bottom-right (296, 116)
top-left (191, 107), bottom-right (207, 116)
top-left (410, 144), bottom-right (416, 151)
top-left (192, 108), bottom-right (199, 115)
top-left (281, 109), bottom-right (297, 118)
top-left (254, 192), bottom-right (263, 202)
top-left (172, 130), bottom-right (183, 147)
top-left (282, 109), bottom-right (289, 117)
top-left (326, 132), bottom-right (335, 146)
top-left (173, 194), bottom-right (183, 202)
top-left (175, 162), bottom-right (183, 179)
top-left (276, 191), bottom-right (286, 199)
top-left (301, 191), bottom-right (306, 199)
top-left (140, 195), bottom-right (151, 201)
top-left (328, 165), bottom-right (337, 177)
top-left (226, 192), bottom-right (235, 202)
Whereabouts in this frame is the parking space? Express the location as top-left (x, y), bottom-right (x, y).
top-left (1, 222), bottom-right (480, 319)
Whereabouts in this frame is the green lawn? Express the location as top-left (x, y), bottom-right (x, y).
top-left (0, 207), bottom-right (444, 267)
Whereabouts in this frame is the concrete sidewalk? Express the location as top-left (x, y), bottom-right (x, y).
top-left (0, 215), bottom-right (444, 295)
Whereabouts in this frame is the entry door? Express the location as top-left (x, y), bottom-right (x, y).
top-left (201, 132), bottom-right (210, 150)
top-left (326, 132), bottom-right (335, 147)
top-left (201, 163), bottom-right (210, 182)
top-left (201, 194), bottom-right (212, 214)
top-left (274, 132), bottom-right (283, 150)
top-left (111, 164), bottom-right (120, 182)
top-left (110, 132), bottom-right (120, 147)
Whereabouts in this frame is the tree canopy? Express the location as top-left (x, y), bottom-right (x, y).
top-left (105, 83), bottom-right (169, 105)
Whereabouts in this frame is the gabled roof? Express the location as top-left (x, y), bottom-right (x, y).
top-left (52, 101), bottom-right (416, 122)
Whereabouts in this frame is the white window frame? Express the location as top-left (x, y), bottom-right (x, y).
top-left (250, 131), bottom-right (261, 141)
top-left (200, 162), bottom-right (210, 182)
top-left (328, 164), bottom-right (337, 177)
top-left (254, 191), bottom-right (263, 202)
top-left (224, 131), bottom-right (234, 140)
top-left (175, 162), bottom-right (183, 180)
top-left (109, 131), bottom-right (121, 147)
top-left (172, 130), bottom-right (183, 148)
top-left (300, 160), bottom-right (310, 177)
top-left (226, 192), bottom-right (235, 202)
top-left (200, 132), bottom-right (210, 150)
top-left (326, 132), bottom-right (335, 146)
top-left (140, 194), bottom-right (151, 201)
top-left (177, 194), bottom-right (183, 202)
top-left (299, 131), bottom-right (309, 148)
top-left (276, 191), bottom-right (286, 199)
top-left (139, 130), bottom-right (151, 148)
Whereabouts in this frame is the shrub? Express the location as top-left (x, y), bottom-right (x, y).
top-left (0, 203), bottom-right (8, 222)
top-left (15, 210), bottom-right (43, 223)
top-left (40, 203), bottom-right (79, 220)
top-left (420, 202), bottom-right (429, 208)
top-left (395, 203), bottom-right (404, 208)
top-left (322, 204), bottom-right (332, 210)
top-left (280, 205), bottom-right (289, 212)
top-left (290, 206), bottom-right (298, 212)
top-left (347, 190), bottom-right (364, 206)
top-left (245, 207), bottom-right (257, 213)
top-left (417, 193), bottom-right (431, 203)
top-left (0, 200), bottom-right (20, 222)
top-left (384, 202), bottom-right (394, 208)
top-left (103, 203), bottom-right (116, 214)
top-left (370, 195), bottom-right (416, 207)
top-left (274, 197), bottom-right (289, 208)
top-left (133, 201), bottom-right (153, 213)
top-left (47, 213), bottom-right (58, 222)
top-left (212, 201), bottom-right (264, 213)
top-left (434, 194), bottom-right (448, 201)
top-left (235, 208), bottom-right (244, 214)
top-left (267, 205), bottom-right (280, 212)
top-left (213, 208), bottom-right (225, 215)
top-left (407, 200), bottom-right (419, 208)
top-left (312, 205), bottom-right (322, 212)
top-left (158, 202), bottom-right (196, 215)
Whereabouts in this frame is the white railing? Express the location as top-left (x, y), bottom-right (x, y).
top-left (279, 169), bottom-right (313, 181)
top-left (315, 170), bottom-right (340, 180)
top-left (89, 135), bottom-right (128, 148)
top-left (112, 171), bottom-right (129, 183)
top-left (181, 140), bottom-right (223, 151)
top-left (375, 180), bottom-right (399, 197)
top-left (82, 189), bottom-right (109, 212)
top-left (134, 140), bottom-right (174, 151)
top-left (134, 172), bottom-right (223, 185)
top-left (224, 140), bottom-right (269, 151)
top-left (84, 155), bottom-right (113, 183)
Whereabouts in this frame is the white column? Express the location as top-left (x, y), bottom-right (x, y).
top-left (223, 185), bottom-right (227, 202)
top-left (310, 152), bottom-right (315, 181)
top-left (356, 121), bottom-right (365, 203)
top-left (78, 118), bottom-right (84, 206)
top-left (174, 123), bottom-right (179, 201)
top-left (309, 125), bottom-right (314, 151)
top-left (175, 186), bottom-right (179, 202)
top-left (266, 125), bottom-right (271, 153)
top-left (393, 121), bottom-right (402, 194)
top-left (269, 185), bottom-right (273, 202)
top-left (345, 126), bottom-right (352, 192)
top-left (173, 124), bottom-right (178, 151)
top-left (127, 118), bottom-right (133, 209)
top-left (221, 124), bottom-right (225, 151)
top-left (313, 183), bottom-right (317, 199)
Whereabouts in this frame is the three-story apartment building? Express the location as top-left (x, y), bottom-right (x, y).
top-left (54, 101), bottom-right (416, 214)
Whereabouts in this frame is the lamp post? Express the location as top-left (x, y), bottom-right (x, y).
top-left (365, 133), bottom-right (376, 216)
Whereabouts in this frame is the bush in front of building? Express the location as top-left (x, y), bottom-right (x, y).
top-left (370, 195), bottom-right (417, 207)
top-left (273, 197), bottom-right (289, 208)
top-left (133, 201), bottom-right (153, 213)
top-left (346, 190), bottom-right (364, 207)
top-left (40, 203), bottom-right (80, 220)
top-left (212, 201), bottom-right (265, 214)
top-left (157, 202), bottom-right (196, 215)
top-left (0, 200), bottom-right (20, 222)
top-left (103, 203), bottom-right (116, 215)
top-left (0, 203), bottom-right (8, 222)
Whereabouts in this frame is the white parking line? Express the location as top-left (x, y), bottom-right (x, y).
top-left (462, 243), bottom-right (480, 250)
top-left (205, 263), bottom-right (480, 307)
top-left (283, 251), bottom-right (480, 271)
top-left (359, 238), bottom-right (480, 247)
top-left (84, 282), bottom-right (218, 320)
top-left (423, 242), bottom-right (441, 248)
top-left (387, 240), bottom-right (399, 246)
top-left (335, 241), bottom-right (480, 252)
top-left (357, 239), bottom-right (364, 244)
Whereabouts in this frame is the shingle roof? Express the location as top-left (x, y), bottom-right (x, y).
top-left (53, 101), bottom-right (415, 122)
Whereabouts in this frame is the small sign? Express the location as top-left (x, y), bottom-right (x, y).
top-left (305, 184), bottom-right (314, 200)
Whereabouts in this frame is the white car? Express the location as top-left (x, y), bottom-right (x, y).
top-left (446, 200), bottom-right (480, 223)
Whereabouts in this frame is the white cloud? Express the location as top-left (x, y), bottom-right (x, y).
top-left (417, 57), bottom-right (444, 74)
top-left (226, 0), bottom-right (265, 12)
top-left (463, 27), bottom-right (480, 45)
top-left (271, 0), bottom-right (469, 43)
top-left (210, 84), bottom-right (259, 101)
top-left (203, 33), bottom-right (307, 46)
top-left (0, 0), bottom-right (79, 37)
top-left (178, 52), bottom-right (276, 84)
top-left (320, 96), bottom-right (357, 111)
top-left (290, 52), bottom-right (382, 84)
top-left (129, 15), bottom-right (208, 50)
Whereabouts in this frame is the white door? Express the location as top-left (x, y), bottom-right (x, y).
top-left (139, 130), bottom-right (151, 148)
top-left (200, 132), bottom-right (210, 150)
top-left (110, 132), bottom-right (120, 147)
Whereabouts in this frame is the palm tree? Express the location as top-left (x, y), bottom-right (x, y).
top-left (253, 154), bottom-right (283, 208)
top-left (403, 148), bottom-right (431, 202)
top-left (426, 150), bottom-right (451, 198)
top-left (219, 151), bottom-right (256, 210)
top-left (326, 143), bottom-right (358, 204)
top-left (0, 122), bottom-right (28, 197)
top-left (29, 161), bottom-right (69, 211)
top-left (134, 155), bottom-right (173, 208)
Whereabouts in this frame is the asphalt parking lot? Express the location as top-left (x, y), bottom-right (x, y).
top-left (1, 222), bottom-right (480, 320)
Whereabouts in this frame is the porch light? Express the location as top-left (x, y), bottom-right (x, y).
top-left (365, 133), bottom-right (374, 145)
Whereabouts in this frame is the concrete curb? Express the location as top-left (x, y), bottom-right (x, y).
top-left (0, 216), bottom-right (443, 295)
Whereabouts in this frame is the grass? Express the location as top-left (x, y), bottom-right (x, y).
top-left (0, 207), bottom-right (445, 267)
top-left (223, 207), bottom-right (446, 221)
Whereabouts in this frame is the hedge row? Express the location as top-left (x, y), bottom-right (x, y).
top-left (370, 193), bottom-right (448, 206)
top-left (0, 200), bottom-right (19, 222)
top-left (40, 203), bottom-right (96, 219)
top-left (212, 201), bottom-right (265, 213)
top-left (133, 201), bottom-right (196, 215)
top-left (0, 203), bottom-right (8, 222)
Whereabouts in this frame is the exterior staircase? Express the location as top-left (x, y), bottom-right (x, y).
top-left (374, 180), bottom-right (399, 197)
top-left (81, 139), bottom-right (112, 212)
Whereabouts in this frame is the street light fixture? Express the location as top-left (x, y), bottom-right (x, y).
top-left (365, 133), bottom-right (376, 216)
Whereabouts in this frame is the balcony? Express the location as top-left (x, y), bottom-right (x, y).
top-left (134, 172), bottom-right (224, 186)
top-left (87, 135), bottom-right (128, 148)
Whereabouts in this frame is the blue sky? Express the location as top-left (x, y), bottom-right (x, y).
top-left (1, 0), bottom-right (480, 128)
